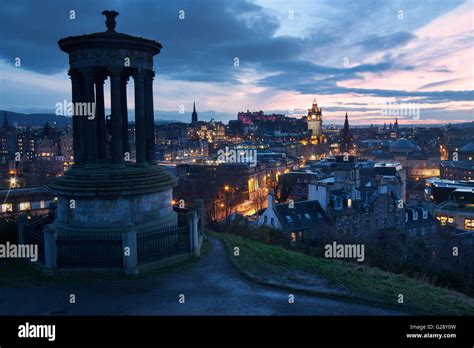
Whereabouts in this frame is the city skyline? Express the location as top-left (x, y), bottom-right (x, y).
top-left (0, 4), bottom-right (473, 341)
top-left (0, 0), bottom-right (473, 125)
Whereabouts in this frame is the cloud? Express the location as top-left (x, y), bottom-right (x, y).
top-left (355, 32), bottom-right (416, 51)
top-left (417, 78), bottom-right (469, 90)
top-left (0, 0), bottom-right (472, 125)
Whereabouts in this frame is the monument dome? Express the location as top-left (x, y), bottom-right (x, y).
top-left (389, 138), bottom-right (415, 154)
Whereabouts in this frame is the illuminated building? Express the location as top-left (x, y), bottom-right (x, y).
top-left (306, 98), bottom-right (326, 144)
top-left (390, 117), bottom-right (399, 139)
top-left (436, 188), bottom-right (474, 232)
top-left (441, 161), bottom-right (474, 181)
top-left (440, 143), bottom-right (474, 181)
top-left (278, 156), bottom-right (410, 238)
top-left (365, 138), bottom-right (440, 179)
top-left (0, 186), bottom-right (54, 217)
top-left (258, 189), bottom-right (331, 241)
top-left (187, 104), bottom-right (225, 142)
top-left (459, 143), bottom-right (474, 161)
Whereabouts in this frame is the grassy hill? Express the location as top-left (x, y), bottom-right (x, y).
top-left (211, 231), bottom-right (474, 315)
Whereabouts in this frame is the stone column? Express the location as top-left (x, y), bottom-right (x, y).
top-left (68, 69), bottom-right (85, 166)
top-left (81, 68), bottom-right (98, 166)
top-left (95, 73), bottom-right (107, 162)
top-left (187, 211), bottom-right (200, 257)
top-left (144, 70), bottom-right (156, 164)
top-left (120, 75), bottom-right (130, 157)
top-left (43, 224), bottom-right (57, 274)
top-left (109, 67), bottom-right (125, 167)
top-left (122, 223), bottom-right (138, 275)
top-left (133, 69), bottom-right (147, 166)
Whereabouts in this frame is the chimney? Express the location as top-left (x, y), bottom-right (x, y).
top-left (308, 184), bottom-right (317, 201)
top-left (268, 189), bottom-right (275, 210)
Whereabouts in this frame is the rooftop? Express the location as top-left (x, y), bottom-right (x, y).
top-left (460, 143), bottom-right (474, 153)
top-left (389, 138), bottom-right (416, 154)
top-left (273, 200), bottom-right (328, 232)
top-left (441, 161), bottom-right (474, 170)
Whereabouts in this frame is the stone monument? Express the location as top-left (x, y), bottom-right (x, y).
top-left (53, 10), bottom-right (177, 235)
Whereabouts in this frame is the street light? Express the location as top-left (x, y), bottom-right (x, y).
top-left (9, 177), bottom-right (17, 187)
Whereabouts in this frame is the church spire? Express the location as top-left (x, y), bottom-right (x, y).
top-left (393, 117), bottom-right (399, 138)
top-left (191, 101), bottom-right (198, 124)
top-left (340, 112), bottom-right (352, 154)
top-left (343, 112), bottom-right (350, 135)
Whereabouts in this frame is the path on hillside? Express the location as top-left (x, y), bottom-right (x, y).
top-left (0, 238), bottom-right (405, 315)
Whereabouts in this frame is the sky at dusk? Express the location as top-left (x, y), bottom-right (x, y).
top-left (0, 0), bottom-right (473, 125)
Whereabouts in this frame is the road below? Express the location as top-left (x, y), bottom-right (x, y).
top-left (0, 238), bottom-right (405, 315)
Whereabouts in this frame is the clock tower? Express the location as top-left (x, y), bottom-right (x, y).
top-left (307, 98), bottom-right (325, 144)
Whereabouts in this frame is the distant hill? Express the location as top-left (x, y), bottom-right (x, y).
top-left (0, 110), bottom-right (185, 128)
top-left (448, 121), bottom-right (474, 128)
top-left (0, 110), bottom-right (71, 128)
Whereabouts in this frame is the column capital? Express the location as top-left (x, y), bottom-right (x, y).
top-left (109, 67), bottom-right (124, 78)
top-left (145, 69), bottom-right (155, 80)
top-left (121, 74), bottom-right (130, 83)
top-left (133, 68), bottom-right (147, 81)
top-left (95, 73), bottom-right (107, 85)
top-left (79, 67), bottom-right (95, 80)
top-left (68, 69), bottom-right (81, 79)
top-left (144, 71), bottom-right (155, 86)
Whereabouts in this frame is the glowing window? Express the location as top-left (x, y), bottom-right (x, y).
top-left (1, 203), bottom-right (13, 213)
top-left (465, 219), bottom-right (474, 231)
top-left (19, 202), bottom-right (31, 211)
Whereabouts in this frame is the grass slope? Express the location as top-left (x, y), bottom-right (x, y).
top-left (212, 231), bottom-right (474, 315)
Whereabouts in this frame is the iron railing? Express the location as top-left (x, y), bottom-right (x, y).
top-left (137, 225), bottom-right (189, 264)
top-left (57, 233), bottom-right (122, 268)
